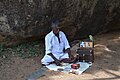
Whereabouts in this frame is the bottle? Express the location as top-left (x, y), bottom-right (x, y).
top-left (80, 41), bottom-right (85, 47)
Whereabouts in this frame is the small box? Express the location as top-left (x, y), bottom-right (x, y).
top-left (71, 64), bottom-right (80, 69)
top-left (77, 41), bottom-right (94, 63)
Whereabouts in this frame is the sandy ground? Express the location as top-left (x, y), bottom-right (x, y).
top-left (0, 31), bottom-right (120, 80)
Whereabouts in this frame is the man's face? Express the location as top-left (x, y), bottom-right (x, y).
top-left (53, 28), bottom-right (60, 34)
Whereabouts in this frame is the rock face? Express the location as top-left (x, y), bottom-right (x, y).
top-left (0, 0), bottom-right (120, 46)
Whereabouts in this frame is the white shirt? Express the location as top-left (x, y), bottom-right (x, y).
top-left (45, 31), bottom-right (70, 55)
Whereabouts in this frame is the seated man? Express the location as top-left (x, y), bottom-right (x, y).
top-left (41, 20), bottom-right (73, 66)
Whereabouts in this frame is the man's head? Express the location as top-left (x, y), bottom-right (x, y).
top-left (51, 20), bottom-right (61, 34)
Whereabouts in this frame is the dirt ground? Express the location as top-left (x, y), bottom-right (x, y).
top-left (0, 31), bottom-right (120, 80)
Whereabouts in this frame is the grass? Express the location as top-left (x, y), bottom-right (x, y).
top-left (0, 41), bottom-right (44, 59)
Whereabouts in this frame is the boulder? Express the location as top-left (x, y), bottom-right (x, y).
top-left (0, 0), bottom-right (120, 46)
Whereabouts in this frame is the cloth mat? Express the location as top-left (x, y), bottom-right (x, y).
top-left (46, 62), bottom-right (92, 74)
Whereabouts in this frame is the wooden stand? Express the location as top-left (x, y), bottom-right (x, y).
top-left (76, 41), bottom-right (94, 63)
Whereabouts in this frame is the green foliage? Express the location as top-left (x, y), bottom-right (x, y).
top-left (0, 41), bottom-right (44, 59)
top-left (15, 41), bottom-right (43, 59)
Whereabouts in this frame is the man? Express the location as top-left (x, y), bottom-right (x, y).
top-left (41, 20), bottom-right (73, 66)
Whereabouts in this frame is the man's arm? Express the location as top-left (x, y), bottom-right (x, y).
top-left (62, 32), bottom-right (73, 58)
top-left (45, 35), bottom-right (52, 55)
top-left (63, 48), bottom-right (73, 58)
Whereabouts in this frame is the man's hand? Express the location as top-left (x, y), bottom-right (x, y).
top-left (63, 48), bottom-right (74, 58)
top-left (63, 48), bottom-right (71, 53)
top-left (47, 53), bottom-right (61, 66)
top-left (69, 54), bottom-right (74, 59)
top-left (55, 60), bottom-right (61, 66)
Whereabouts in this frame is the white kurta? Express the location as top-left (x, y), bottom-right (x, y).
top-left (41, 31), bottom-right (70, 65)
